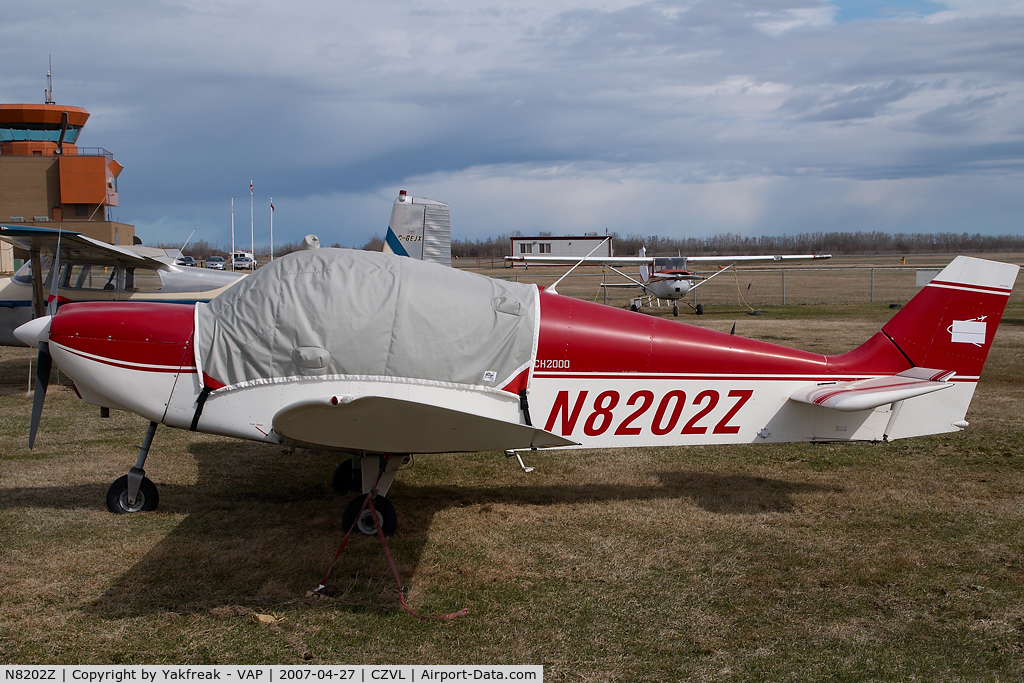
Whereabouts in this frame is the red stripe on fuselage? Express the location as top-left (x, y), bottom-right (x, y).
top-left (535, 293), bottom-right (910, 377)
top-left (55, 342), bottom-right (196, 374)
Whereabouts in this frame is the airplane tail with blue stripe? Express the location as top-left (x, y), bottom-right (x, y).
top-left (382, 190), bottom-right (451, 266)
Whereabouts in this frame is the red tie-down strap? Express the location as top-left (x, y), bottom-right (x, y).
top-left (315, 457), bottom-right (468, 621)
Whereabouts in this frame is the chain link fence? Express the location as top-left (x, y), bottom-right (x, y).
top-left (469, 264), bottom-right (1024, 309)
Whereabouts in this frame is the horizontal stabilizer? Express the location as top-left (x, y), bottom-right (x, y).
top-left (790, 368), bottom-right (955, 412)
top-left (273, 395), bottom-right (577, 454)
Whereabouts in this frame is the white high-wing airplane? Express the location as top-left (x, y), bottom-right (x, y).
top-left (14, 248), bottom-right (1018, 539)
top-left (0, 225), bottom-right (245, 346)
top-left (506, 246), bottom-right (832, 315)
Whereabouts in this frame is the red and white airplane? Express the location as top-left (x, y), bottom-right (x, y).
top-left (15, 249), bottom-right (1017, 536)
top-left (507, 246), bottom-right (832, 315)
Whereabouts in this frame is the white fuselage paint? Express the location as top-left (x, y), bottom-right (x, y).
top-left (54, 338), bottom-right (975, 451)
top-left (645, 278), bottom-right (691, 301)
top-left (526, 374), bottom-right (976, 447)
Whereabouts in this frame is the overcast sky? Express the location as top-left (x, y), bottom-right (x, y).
top-left (3, 0), bottom-right (1023, 249)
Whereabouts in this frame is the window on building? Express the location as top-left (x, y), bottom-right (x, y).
top-left (539, 243), bottom-right (551, 253)
top-left (520, 243), bottom-right (532, 254)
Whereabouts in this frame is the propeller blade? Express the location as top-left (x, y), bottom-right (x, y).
top-left (28, 342), bottom-right (52, 449)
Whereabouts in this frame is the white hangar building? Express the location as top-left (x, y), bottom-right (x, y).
top-left (509, 235), bottom-right (614, 260)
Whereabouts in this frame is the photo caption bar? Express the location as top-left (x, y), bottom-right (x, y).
top-left (0, 667), bottom-right (542, 683)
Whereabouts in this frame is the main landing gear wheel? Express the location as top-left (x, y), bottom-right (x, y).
top-left (332, 458), bottom-right (361, 494)
top-left (343, 494), bottom-right (397, 536)
top-left (106, 474), bottom-right (159, 514)
top-left (695, 303), bottom-right (704, 315)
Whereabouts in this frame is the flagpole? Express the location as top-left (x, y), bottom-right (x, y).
top-left (270, 198), bottom-right (274, 262)
top-left (230, 198), bottom-right (235, 272)
top-left (249, 180), bottom-right (254, 263)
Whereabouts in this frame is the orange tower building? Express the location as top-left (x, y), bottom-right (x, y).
top-left (0, 97), bottom-right (134, 271)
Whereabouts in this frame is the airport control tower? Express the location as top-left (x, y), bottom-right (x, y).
top-left (0, 83), bottom-right (134, 271)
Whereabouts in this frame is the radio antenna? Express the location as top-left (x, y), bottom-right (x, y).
top-left (45, 56), bottom-right (54, 104)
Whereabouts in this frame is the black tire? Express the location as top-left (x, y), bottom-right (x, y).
top-left (672, 304), bottom-right (679, 316)
top-left (342, 494), bottom-right (397, 536)
top-left (106, 474), bottom-right (159, 514)
top-left (332, 458), bottom-right (360, 494)
top-left (630, 303), bottom-right (639, 312)
top-left (695, 304), bottom-right (704, 315)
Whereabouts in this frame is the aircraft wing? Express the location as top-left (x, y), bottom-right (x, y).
top-left (789, 368), bottom-right (954, 412)
top-left (0, 225), bottom-right (174, 271)
top-left (505, 255), bottom-right (654, 266)
top-left (272, 395), bottom-right (577, 453)
top-left (686, 254), bottom-right (831, 263)
top-left (505, 253), bottom-right (831, 266)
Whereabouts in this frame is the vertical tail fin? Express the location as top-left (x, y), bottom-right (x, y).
top-left (639, 246), bottom-right (649, 284)
top-left (882, 256), bottom-right (1018, 380)
top-left (383, 191), bottom-right (452, 266)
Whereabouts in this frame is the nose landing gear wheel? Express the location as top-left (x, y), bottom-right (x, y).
top-left (106, 474), bottom-right (159, 513)
top-left (343, 494), bottom-right (397, 536)
top-left (672, 303), bottom-right (679, 316)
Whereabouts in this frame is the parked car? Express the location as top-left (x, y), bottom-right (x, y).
top-left (232, 252), bottom-right (257, 270)
top-left (205, 255), bottom-right (226, 270)
top-left (175, 255), bottom-right (197, 267)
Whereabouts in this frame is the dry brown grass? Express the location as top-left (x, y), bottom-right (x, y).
top-left (484, 252), bottom-right (1024, 310)
top-left (1, 261), bottom-right (1023, 680)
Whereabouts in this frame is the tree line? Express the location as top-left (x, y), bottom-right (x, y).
top-left (157, 231), bottom-right (1024, 261)
top-left (451, 231), bottom-right (1024, 258)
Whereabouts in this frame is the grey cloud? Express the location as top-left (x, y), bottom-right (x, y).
top-left (782, 80), bottom-right (921, 122)
top-left (913, 93), bottom-right (1002, 134)
top-left (3, 0), bottom-right (1024, 246)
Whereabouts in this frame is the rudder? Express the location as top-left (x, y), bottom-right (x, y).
top-left (882, 256), bottom-right (1018, 380)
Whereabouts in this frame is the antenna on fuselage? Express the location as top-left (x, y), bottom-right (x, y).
top-left (178, 228), bottom-right (197, 261)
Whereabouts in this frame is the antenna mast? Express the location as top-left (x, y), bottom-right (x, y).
top-left (45, 56), bottom-right (54, 104)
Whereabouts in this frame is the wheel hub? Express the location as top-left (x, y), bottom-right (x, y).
top-left (118, 489), bottom-right (147, 513)
top-left (356, 508), bottom-right (383, 535)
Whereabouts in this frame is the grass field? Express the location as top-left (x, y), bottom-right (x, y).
top-left (1, 261), bottom-right (1023, 680)
top-left (480, 252), bottom-right (1024, 310)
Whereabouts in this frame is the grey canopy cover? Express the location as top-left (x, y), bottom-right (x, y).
top-left (193, 249), bottom-right (539, 391)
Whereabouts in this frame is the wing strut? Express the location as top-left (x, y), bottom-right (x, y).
top-left (29, 250), bottom-right (45, 318)
top-left (687, 262), bottom-right (737, 293)
top-left (547, 237), bottom-right (610, 295)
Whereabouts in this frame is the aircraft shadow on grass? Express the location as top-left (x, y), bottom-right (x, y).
top-left (0, 438), bottom-right (838, 617)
